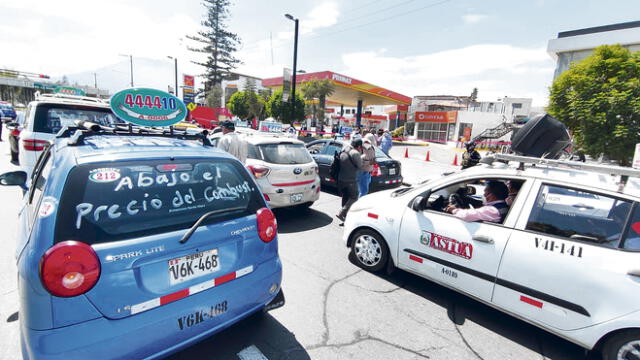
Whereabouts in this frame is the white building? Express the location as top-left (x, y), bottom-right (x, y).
top-left (220, 72), bottom-right (267, 107)
top-left (547, 21), bottom-right (640, 79)
top-left (410, 96), bottom-right (532, 144)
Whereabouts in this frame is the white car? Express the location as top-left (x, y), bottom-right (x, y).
top-left (212, 131), bottom-right (321, 209)
top-left (342, 154), bottom-right (640, 360)
top-left (19, 93), bottom-right (122, 178)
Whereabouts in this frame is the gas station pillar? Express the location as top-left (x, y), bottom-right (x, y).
top-left (356, 100), bottom-right (363, 128)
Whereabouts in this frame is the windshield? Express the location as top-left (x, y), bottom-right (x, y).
top-left (55, 158), bottom-right (264, 244)
top-left (257, 143), bottom-right (313, 164)
top-left (34, 104), bottom-right (123, 133)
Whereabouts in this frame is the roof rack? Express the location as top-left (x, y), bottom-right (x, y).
top-left (489, 154), bottom-right (640, 191)
top-left (36, 93), bottom-right (107, 105)
top-left (56, 121), bottom-right (212, 147)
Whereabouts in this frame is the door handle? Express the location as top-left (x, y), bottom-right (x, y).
top-left (472, 235), bottom-right (494, 244)
top-left (628, 269), bottom-right (640, 278)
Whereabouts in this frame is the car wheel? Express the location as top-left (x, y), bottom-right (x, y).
top-left (601, 330), bottom-right (640, 360)
top-left (349, 229), bottom-right (389, 272)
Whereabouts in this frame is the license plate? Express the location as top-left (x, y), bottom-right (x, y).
top-left (389, 168), bottom-right (396, 175)
top-left (168, 249), bottom-right (219, 285)
top-left (290, 193), bottom-right (303, 203)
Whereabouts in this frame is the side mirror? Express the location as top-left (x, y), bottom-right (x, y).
top-left (0, 171), bottom-right (27, 187)
top-left (466, 185), bottom-right (476, 195)
top-left (411, 196), bottom-right (426, 212)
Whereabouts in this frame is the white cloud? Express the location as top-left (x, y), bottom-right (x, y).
top-left (462, 14), bottom-right (488, 24)
top-left (340, 44), bottom-right (555, 106)
top-left (301, 2), bottom-right (339, 35)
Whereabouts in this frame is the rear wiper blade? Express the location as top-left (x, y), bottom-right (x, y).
top-left (180, 206), bottom-right (247, 244)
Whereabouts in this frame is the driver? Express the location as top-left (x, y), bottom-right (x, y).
top-left (444, 180), bottom-right (509, 223)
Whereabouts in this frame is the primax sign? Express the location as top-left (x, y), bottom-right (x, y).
top-left (331, 73), bottom-right (352, 85)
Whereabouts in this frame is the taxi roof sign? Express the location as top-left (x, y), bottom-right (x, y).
top-left (110, 88), bottom-right (187, 127)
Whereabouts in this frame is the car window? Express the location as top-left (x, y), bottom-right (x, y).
top-left (54, 158), bottom-right (264, 245)
top-left (256, 143), bottom-right (313, 164)
top-left (620, 205), bottom-right (640, 250)
top-left (374, 146), bottom-right (389, 159)
top-left (427, 178), bottom-right (513, 224)
top-left (307, 142), bottom-right (325, 154)
top-left (323, 142), bottom-right (343, 156)
top-left (247, 144), bottom-right (259, 159)
top-left (526, 184), bottom-right (630, 247)
top-left (34, 104), bottom-right (122, 134)
top-left (29, 149), bottom-right (53, 218)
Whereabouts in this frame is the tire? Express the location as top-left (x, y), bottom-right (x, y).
top-left (349, 229), bottom-right (389, 272)
top-left (601, 329), bottom-right (640, 360)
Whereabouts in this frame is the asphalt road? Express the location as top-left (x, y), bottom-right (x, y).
top-left (0, 140), bottom-right (594, 360)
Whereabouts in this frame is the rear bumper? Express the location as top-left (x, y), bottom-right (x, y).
top-left (261, 179), bottom-right (321, 208)
top-left (21, 257), bottom-right (283, 360)
top-left (370, 176), bottom-right (403, 191)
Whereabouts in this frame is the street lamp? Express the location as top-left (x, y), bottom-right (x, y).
top-left (167, 56), bottom-right (179, 97)
top-left (118, 54), bottom-right (134, 87)
top-left (285, 13), bottom-right (299, 123)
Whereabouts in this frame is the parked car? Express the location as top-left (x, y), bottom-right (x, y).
top-left (0, 101), bottom-right (17, 122)
top-left (342, 154), bottom-right (640, 360)
top-left (18, 93), bottom-right (124, 178)
top-left (6, 111), bottom-right (25, 164)
top-left (305, 139), bottom-right (403, 192)
top-left (212, 131), bottom-right (321, 209)
top-left (1, 123), bottom-right (284, 360)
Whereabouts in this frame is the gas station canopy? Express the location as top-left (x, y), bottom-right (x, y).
top-left (262, 71), bottom-right (411, 107)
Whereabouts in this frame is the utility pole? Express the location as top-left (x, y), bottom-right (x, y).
top-left (93, 73), bottom-right (97, 88)
top-left (285, 14), bottom-right (299, 124)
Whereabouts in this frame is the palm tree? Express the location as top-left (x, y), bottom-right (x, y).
top-left (301, 79), bottom-right (335, 127)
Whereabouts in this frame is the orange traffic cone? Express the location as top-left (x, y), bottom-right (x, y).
top-left (425, 151), bottom-right (430, 162)
top-left (404, 148), bottom-right (409, 158)
top-left (452, 154), bottom-right (459, 166)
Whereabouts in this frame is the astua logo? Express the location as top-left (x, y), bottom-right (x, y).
top-left (177, 300), bottom-right (228, 330)
top-left (421, 230), bottom-right (473, 260)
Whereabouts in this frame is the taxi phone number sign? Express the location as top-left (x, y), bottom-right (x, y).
top-left (110, 88), bottom-right (187, 127)
top-left (259, 121), bottom-right (283, 133)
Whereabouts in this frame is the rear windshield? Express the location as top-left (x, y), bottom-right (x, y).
top-left (55, 159), bottom-right (264, 244)
top-left (255, 143), bottom-right (313, 164)
top-left (34, 104), bottom-right (123, 134)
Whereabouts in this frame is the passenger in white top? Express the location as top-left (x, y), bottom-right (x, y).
top-left (217, 121), bottom-right (247, 163)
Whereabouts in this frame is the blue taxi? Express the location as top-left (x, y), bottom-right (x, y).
top-left (1, 122), bottom-right (284, 359)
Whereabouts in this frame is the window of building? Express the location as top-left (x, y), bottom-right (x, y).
top-left (416, 122), bottom-right (448, 142)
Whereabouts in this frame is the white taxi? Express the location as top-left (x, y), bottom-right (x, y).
top-left (342, 154), bottom-right (640, 360)
top-left (212, 131), bottom-right (321, 209)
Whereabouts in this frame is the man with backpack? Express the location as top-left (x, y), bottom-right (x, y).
top-left (333, 138), bottom-right (366, 223)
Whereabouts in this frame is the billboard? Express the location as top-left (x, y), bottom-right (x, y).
top-left (182, 74), bottom-right (195, 108)
top-left (415, 111), bottom-right (458, 123)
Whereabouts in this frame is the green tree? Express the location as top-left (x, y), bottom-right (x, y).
top-left (205, 84), bottom-right (223, 108)
top-left (266, 89), bottom-right (305, 124)
top-left (301, 79), bottom-right (335, 126)
top-left (227, 91), bottom-right (249, 120)
top-left (188, 0), bottom-right (241, 93)
top-left (548, 45), bottom-right (640, 165)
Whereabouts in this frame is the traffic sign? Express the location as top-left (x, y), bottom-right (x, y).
top-left (187, 102), bottom-right (197, 111)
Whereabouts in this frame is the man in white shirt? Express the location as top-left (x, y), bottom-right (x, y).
top-left (217, 121), bottom-right (247, 163)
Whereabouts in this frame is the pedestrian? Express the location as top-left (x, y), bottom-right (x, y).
top-left (461, 142), bottom-right (481, 169)
top-left (336, 138), bottom-right (367, 223)
top-left (376, 128), bottom-right (384, 146)
top-left (444, 180), bottom-right (509, 223)
top-left (358, 137), bottom-right (376, 197)
top-left (364, 129), bottom-right (377, 146)
top-left (380, 130), bottom-right (392, 155)
top-left (217, 120), bottom-right (247, 163)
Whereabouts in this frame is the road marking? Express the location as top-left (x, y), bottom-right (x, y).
top-left (237, 345), bottom-right (268, 360)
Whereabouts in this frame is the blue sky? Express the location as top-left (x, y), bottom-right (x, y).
top-left (1, 0), bottom-right (638, 106)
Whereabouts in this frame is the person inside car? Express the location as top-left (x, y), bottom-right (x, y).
top-left (444, 180), bottom-right (509, 223)
top-left (505, 180), bottom-right (523, 206)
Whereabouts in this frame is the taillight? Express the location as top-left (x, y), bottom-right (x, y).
top-left (371, 164), bottom-right (381, 177)
top-left (40, 241), bottom-right (101, 297)
top-left (264, 194), bottom-right (271, 201)
top-left (23, 139), bottom-right (48, 151)
top-left (11, 128), bottom-right (20, 137)
top-left (248, 165), bottom-right (271, 179)
top-left (256, 207), bottom-right (277, 243)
